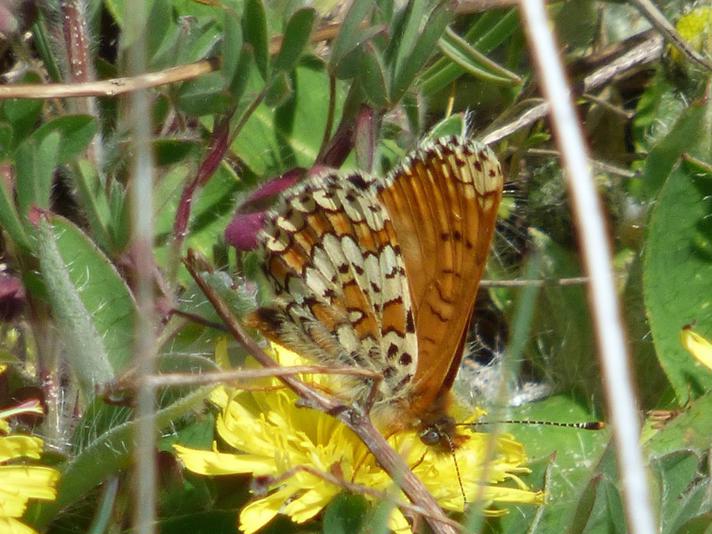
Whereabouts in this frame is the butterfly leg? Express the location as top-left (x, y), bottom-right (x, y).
top-left (362, 372), bottom-right (384, 416)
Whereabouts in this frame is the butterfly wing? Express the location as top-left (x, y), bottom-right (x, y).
top-left (250, 172), bottom-right (419, 405)
top-left (374, 137), bottom-right (504, 416)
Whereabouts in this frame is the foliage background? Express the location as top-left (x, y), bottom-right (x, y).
top-left (0, 0), bottom-right (711, 532)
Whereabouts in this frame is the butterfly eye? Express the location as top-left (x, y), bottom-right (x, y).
top-left (419, 427), bottom-right (443, 446)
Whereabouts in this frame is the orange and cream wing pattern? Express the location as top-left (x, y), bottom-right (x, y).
top-left (251, 172), bottom-right (418, 408)
top-left (376, 139), bottom-right (503, 418)
top-left (251, 136), bottom-right (503, 432)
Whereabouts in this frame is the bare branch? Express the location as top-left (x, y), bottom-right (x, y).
top-left (630, 0), bottom-right (712, 72)
top-left (481, 32), bottom-right (663, 145)
top-left (145, 365), bottom-right (379, 387)
top-left (479, 276), bottom-right (589, 288)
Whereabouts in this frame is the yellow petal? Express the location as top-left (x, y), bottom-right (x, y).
top-left (681, 327), bottom-right (712, 370)
top-left (173, 445), bottom-right (276, 476)
top-left (0, 436), bottom-right (43, 463)
top-left (389, 507), bottom-right (413, 533)
top-left (0, 516), bottom-right (39, 534)
top-left (239, 486), bottom-right (294, 534)
top-left (0, 465), bottom-right (59, 503)
top-left (282, 486), bottom-right (338, 524)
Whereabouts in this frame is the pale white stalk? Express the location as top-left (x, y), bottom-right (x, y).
top-left (125, 1), bottom-right (157, 533)
top-left (518, 1), bottom-right (657, 533)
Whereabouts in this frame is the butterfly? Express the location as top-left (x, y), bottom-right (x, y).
top-left (248, 136), bottom-right (504, 447)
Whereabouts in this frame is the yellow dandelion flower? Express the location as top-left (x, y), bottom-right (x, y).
top-left (670, 6), bottom-right (712, 63)
top-left (174, 344), bottom-right (543, 533)
top-left (0, 399), bottom-right (60, 534)
top-left (681, 325), bottom-right (712, 371)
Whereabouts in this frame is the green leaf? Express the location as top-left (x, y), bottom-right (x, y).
top-left (568, 475), bottom-right (600, 534)
top-left (384, 0), bottom-right (427, 74)
top-left (222, 9), bottom-right (243, 88)
top-left (359, 43), bottom-right (388, 108)
top-left (674, 514), bottom-right (712, 534)
top-left (154, 139), bottom-right (198, 166)
top-left (44, 215), bottom-right (139, 374)
top-left (323, 493), bottom-right (369, 534)
top-left (33, 386), bottom-right (213, 529)
top-left (389, 3), bottom-right (452, 102)
top-left (0, 170), bottom-right (30, 251)
top-left (497, 396), bottom-right (609, 534)
top-left (158, 511), bottom-right (239, 534)
top-left (273, 8), bottom-right (316, 73)
top-left (329, 0), bottom-right (377, 71)
top-left (644, 137), bottom-right (712, 401)
top-left (652, 450), bottom-right (703, 533)
top-left (264, 71), bottom-right (293, 108)
top-left (32, 115), bottom-right (98, 164)
top-left (229, 44), bottom-right (254, 101)
top-left (15, 130), bottom-right (60, 216)
top-left (232, 63), bottom-right (345, 175)
top-left (71, 160), bottom-right (113, 252)
top-left (175, 19), bottom-right (222, 65)
top-left (522, 230), bottom-right (598, 399)
top-left (146, 0), bottom-right (172, 62)
top-left (437, 26), bottom-right (521, 85)
top-left (421, 9), bottom-right (519, 96)
top-left (243, 0), bottom-right (270, 81)
top-left (637, 102), bottom-right (709, 201)
top-left (423, 113), bottom-right (466, 141)
top-left (0, 121), bottom-right (13, 159)
top-left (2, 74), bottom-right (43, 142)
top-left (646, 392), bottom-right (712, 455)
top-left (177, 73), bottom-right (233, 116)
top-left (35, 217), bottom-right (115, 398)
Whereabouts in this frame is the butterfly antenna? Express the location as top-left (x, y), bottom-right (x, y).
top-left (441, 430), bottom-right (467, 508)
top-left (466, 420), bottom-right (606, 430)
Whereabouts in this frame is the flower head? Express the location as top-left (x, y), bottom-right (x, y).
top-left (174, 344), bottom-right (543, 533)
top-left (0, 391), bottom-right (60, 534)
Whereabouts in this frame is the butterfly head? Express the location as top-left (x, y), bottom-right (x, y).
top-left (418, 415), bottom-right (458, 449)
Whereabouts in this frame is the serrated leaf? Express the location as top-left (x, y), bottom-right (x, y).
top-left (273, 8), bottom-right (316, 73)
